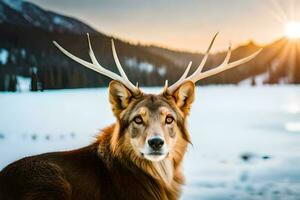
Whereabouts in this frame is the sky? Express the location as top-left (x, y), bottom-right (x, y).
top-left (27, 0), bottom-right (300, 52)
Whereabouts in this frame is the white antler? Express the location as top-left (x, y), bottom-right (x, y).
top-left (53, 34), bottom-right (139, 93)
top-left (168, 33), bottom-right (262, 93)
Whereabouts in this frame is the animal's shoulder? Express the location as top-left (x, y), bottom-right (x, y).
top-left (0, 154), bottom-right (72, 199)
top-left (0, 143), bottom-right (105, 199)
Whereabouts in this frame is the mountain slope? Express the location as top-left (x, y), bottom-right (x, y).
top-left (0, 0), bottom-right (96, 33)
top-left (0, 0), bottom-right (298, 92)
top-left (0, 0), bottom-right (184, 91)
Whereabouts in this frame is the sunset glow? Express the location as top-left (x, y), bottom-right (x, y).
top-left (28, 0), bottom-right (299, 52)
top-left (285, 21), bottom-right (300, 39)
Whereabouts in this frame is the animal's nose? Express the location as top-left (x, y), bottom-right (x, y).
top-left (148, 137), bottom-right (164, 150)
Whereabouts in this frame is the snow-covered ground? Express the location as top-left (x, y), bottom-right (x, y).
top-left (0, 86), bottom-right (300, 200)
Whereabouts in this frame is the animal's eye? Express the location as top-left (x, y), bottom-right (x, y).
top-left (133, 116), bottom-right (143, 124)
top-left (165, 115), bottom-right (174, 124)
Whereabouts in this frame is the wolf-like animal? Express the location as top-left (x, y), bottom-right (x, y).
top-left (0, 33), bottom-right (261, 200)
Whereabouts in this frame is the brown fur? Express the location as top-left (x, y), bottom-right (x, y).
top-left (0, 81), bottom-right (195, 200)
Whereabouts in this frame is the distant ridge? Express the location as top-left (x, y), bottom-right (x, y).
top-left (0, 0), bottom-right (299, 91)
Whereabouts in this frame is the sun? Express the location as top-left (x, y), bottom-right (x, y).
top-left (285, 21), bottom-right (300, 39)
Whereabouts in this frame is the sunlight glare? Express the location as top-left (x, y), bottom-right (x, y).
top-left (285, 21), bottom-right (300, 39)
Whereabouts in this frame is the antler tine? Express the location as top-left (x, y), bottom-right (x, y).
top-left (168, 33), bottom-right (262, 93)
top-left (180, 61), bottom-right (192, 81)
top-left (86, 34), bottom-right (123, 81)
top-left (168, 32), bottom-right (218, 92)
top-left (194, 48), bottom-right (262, 81)
top-left (87, 34), bottom-right (136, 90)
top-left (164, 79), bottom-right (169, 88)
top-left (111, 39), bottom-right (131, 82)
top-left (166, 61), bottom-right (192, 92)
top-left (53, 41), bottom-right (105, 75)
top-left (53, 34), bottom-right (138, 93)
top-left (189, 41), bottom-right (231, 82)
top-left (195, 32), bottom-right (219, 74)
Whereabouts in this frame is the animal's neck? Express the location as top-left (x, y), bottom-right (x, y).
top-left (150, 159), bottom-right (174, 186)
top-left (97, 123), bottom-right (185, 200)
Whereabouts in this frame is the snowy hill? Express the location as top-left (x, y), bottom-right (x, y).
top-left (0, 0), bottom-right (180, 91)
top-left (0, 0), bottom-right (299, 92)
top-left (0, 0), bottom-right (96, 33)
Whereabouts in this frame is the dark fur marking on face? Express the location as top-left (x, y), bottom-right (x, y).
top-left (150, 95), bottom-right (155, 103)
top-left (119, 118), bottom-right (129, 136)
top-left (142, 95), bottom-right (162, 112)
top-left (117, 93), bottom-right (190, 145)
top-left (117, 96), bottom-right (144, 138)
top-left (131, 126), bottom-right (140, 138)
top-left (169, 127), bottom-right (175, 138)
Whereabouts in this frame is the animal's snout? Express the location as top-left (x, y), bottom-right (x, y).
top-left (148, 137), bottom-right (164, 150)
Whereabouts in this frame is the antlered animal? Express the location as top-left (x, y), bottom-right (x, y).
top-left (0, 33), bottom-right (261, 200)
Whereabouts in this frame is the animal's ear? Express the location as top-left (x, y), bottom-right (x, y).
top-left (172, 81), bottom-right (195, 115)
top-left (109, 80), bottom-right (132, 117)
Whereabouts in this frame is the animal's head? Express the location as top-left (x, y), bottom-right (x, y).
top-left (108, 80), bottom-right (194, 161)
top-left (53, 33), bottom-right (261, 163)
